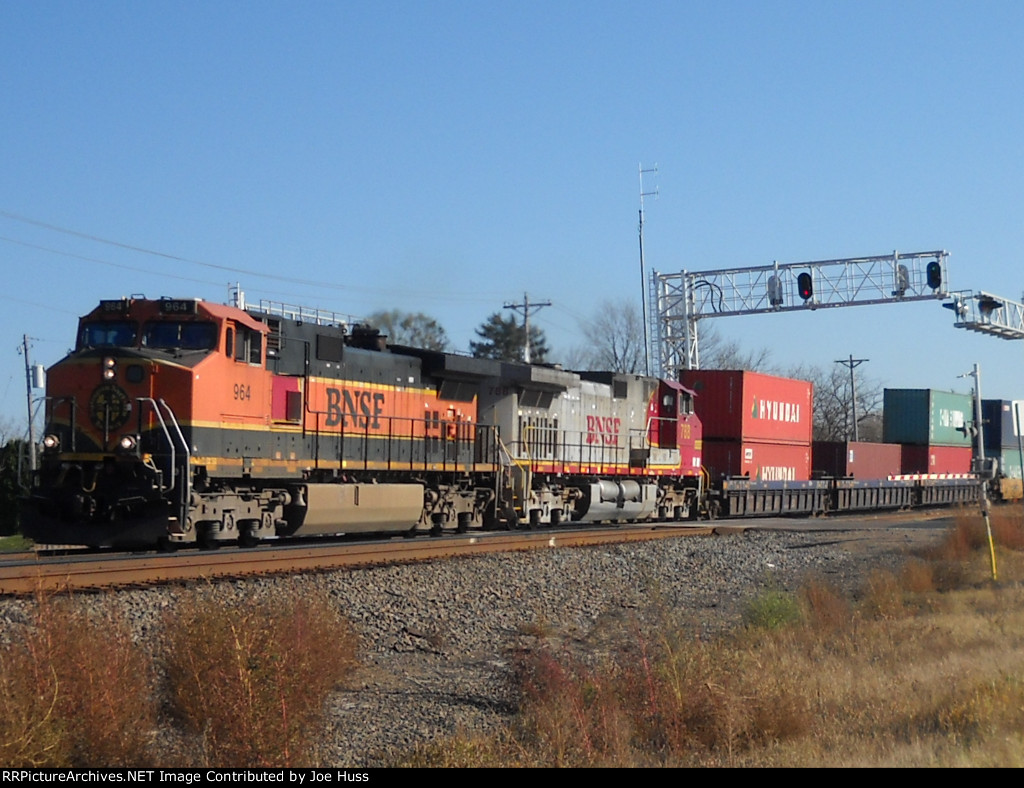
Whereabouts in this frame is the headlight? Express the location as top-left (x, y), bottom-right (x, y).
top-left (42, 434), bottom-right (60, 451)
top-left (102, 357), bottom-right (117, 380)
top-left (117, 434), bottom-right (139, 454)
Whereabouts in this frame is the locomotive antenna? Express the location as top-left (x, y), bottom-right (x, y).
top-left (504, 292), bottom-right (551, 364)
top-left (834, 354), bottom-right (868, 441)
top-left (638, 163), bottom-right (658, 376)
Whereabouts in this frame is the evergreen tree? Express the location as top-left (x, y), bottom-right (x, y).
top-left (470, 312), bottom-right (549, 363)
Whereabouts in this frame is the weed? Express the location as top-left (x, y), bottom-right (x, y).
top-left (741, 588), bottom-right (802, 631)
top-left (161, 591), bottom-right (358, 767)
top-left (0, 592), bottom-right (156, 767)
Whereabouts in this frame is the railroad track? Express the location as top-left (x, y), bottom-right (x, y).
top-left (0, 523), bottom-right (715, 595)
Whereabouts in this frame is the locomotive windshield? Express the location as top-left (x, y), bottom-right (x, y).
top-left (78, 321), bottom-right (138, 349)
top-left (142, 320), bottom-right (218, 350)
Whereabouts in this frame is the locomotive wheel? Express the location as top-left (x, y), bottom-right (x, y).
top-left (197, 523), bottom-right (221, 550)
top-left (157, 537), bottom-right (178, 553)
top-left (238, 520), bottom-right (260, 548)
top-left (706, 500), bottom-right (721, 521)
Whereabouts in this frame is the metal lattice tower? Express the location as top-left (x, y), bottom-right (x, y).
top-left (650, 250), bottom-right (949, 378)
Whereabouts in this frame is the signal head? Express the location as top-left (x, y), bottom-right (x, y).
top-left (797, 272), bottom-right (813, 301)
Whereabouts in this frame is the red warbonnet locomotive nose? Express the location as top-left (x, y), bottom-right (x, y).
top-left (21, 296), bottom-right (705, 549)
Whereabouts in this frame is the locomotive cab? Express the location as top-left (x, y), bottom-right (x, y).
top-left (24, 297), bottom-right (273, 547)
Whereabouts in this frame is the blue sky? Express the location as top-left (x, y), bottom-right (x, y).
top-left (2, 1), bottom-right (1023, 433)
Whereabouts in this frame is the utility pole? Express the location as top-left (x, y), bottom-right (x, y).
top-left (638, 163), bottom-right (658, 376)
top-left (504, 293), bottom-right (551, 364)
top-left (21, 335), bottom-right (37, 472)
top-left (834, 354), bottom-right (868, 441)
top-left (960, 363), bottom-right (997, 581)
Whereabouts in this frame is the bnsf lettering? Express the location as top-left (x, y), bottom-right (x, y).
top-left (324, 387), bottom-right (385, 428)
top-left (586, 415), bottom-right (621, 445)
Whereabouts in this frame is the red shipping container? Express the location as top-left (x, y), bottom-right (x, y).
top-left (812, 441), bottom-right (902, 479)
top-left (899, 445), bottom-right (973, 475)
top-left (702, 440), bottom-right (811, 482)
top-left (681, 369), bottom-right (813, 445)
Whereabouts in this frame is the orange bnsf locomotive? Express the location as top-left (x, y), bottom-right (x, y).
top-left (21, 296), bottom-right (704, 548)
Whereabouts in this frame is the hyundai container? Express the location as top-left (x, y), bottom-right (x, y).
top-left (680, 370), bottom-right (813, 445)
top-left (701, 440), bottom-right (811, 482)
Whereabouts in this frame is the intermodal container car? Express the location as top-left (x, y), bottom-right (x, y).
top-left (812, 440), bottom-right (902, 479)
top-left (882, 389), bottom-right (973, 448)
top-left (680, 370), bottom-right (813, 445)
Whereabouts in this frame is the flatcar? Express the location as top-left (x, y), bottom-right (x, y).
top-left (20, 296), bottom-right (704, 548)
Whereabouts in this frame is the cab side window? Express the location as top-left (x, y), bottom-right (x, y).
top-left (228, 323), bottom-right (263, 366)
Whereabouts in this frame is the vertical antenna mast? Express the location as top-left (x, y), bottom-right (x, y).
top-left (638, 163), bottom-right (658, 376)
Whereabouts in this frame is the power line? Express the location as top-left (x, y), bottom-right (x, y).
top-left (0, 213), bottom-right (511, 305)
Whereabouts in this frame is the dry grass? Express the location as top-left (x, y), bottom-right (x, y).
top-left (392, 507), bottom-right (1024, 767)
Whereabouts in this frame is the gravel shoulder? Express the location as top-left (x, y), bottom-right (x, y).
top-left (0, 514), bottom-right (955, 767)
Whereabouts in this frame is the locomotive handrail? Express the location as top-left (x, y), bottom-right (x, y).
top-left (302, 410), bottom-right (496, 475)
top-left (135, 397), bottom-right (191, 497)
top-left (45, 396), bottom-right (78, 452)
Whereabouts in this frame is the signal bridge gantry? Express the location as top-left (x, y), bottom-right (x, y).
top-left (650, 250), bottom-right (948, 378)
top-left (943, 290), bottom-right (1024, 340)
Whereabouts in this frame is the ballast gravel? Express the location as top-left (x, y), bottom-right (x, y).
top-left (0, 525), bottom-right (941, 767)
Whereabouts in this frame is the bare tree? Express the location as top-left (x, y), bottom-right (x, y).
top-left (697, 321), bottom-right (773, 372)
top-left (783, 362), bottom-right (882, 441)
top-left (572, 300), bottom-right (646, 373)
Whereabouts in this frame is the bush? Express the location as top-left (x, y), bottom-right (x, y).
top-left (0, 594), bottom-right (156, 766)
top-left (742, 588), bottom-right (802, 631)
top-left (162, 592), bottom-right (359, 767)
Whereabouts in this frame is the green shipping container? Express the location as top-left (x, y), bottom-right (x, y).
top-left (994, 447), bottom-right (1024, 480)
top-left (882, 389), bottom-right (973, 447)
